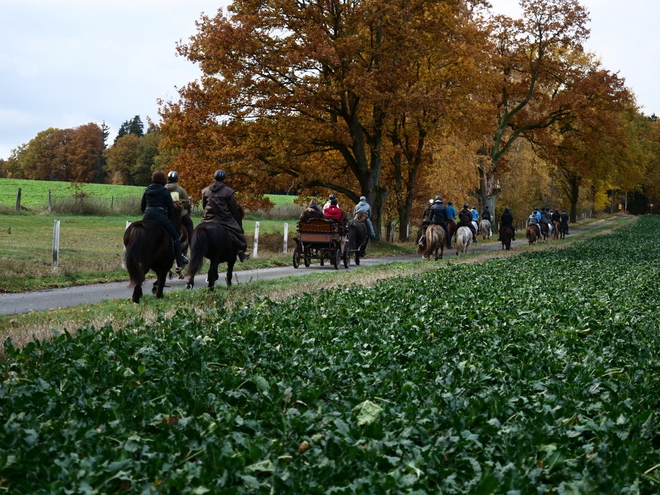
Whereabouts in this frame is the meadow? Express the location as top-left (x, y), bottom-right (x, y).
top-left (0, 215), bottom-right (657, 493)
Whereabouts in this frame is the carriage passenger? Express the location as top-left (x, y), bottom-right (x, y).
top-left (323, 194), bottom-right (338, 213)
top-left (300, 199), bottom-right (325, 221)
top-left (458, 204), bottom-right (478, 243)
top-left (201, 169), bottom-right (251, 262)
top-left (141, 171), bottom-right (189, 268)
top-left (354, 196), bottom-right (376, 239)
top-left (323, 199), bottom-right (345, 222)
top-left (165, 171), bottom-right (194, 245)
top-left (499, 206), bottom-right (516, 241)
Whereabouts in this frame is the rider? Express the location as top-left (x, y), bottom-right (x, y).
top-left (165, 171), bottom-right (194, 245)
top-left (551, 207), bottom-right (561, 225)
top-left (445, 201), bottom-right (457, 222)
top-left (429, 196), bottom-right (453, 249)
top-left (560, 209), bottom-right (570, 235)
top-left (354, 196), bottom-right (376, 239)
top-left (540, 207), bottom-right (553, 235)
top-left (201, 169), bottom-right (250, 262)
top-left (528, 207), bottom-right (541, 236)
top-left (481, 205), bottom-right (492, 235)
top-left (418, 199), bottom-right (434, 247)
top-left (458, 203), bottom-right (478, 243)
top-left (499, 206), bottom-right (515, 241)
top-left (471, 206), bottom-right (479, 233)
top-left (140, 170), bottom-right (189, 268)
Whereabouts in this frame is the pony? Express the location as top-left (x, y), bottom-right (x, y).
top-left (526, 225), bottom-right (539, 244)
top-left (123, 203), bottom-right (184, 303)
top-left (455, 226), bottom-right (472, 255)
top-left (347, 212), bottom-right (369, 264)
top-left (480, 219), bottom-right (492, 240)
top-left (553, 220), bottom-right (561, 240)
top-left (185, 222), bottom-right (238, 291)
top-left (446, 218), bottom-right (457, 241)
top-left (540, 222), bottom-right (551, 242)
top-left (418, 224), bottom-right (446, 260)
top-left (500, 225), bottom-right (514, 250)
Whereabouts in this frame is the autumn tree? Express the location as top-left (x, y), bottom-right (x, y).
top-left (115, 116), bottom-right (144, 144)
top-left (159, 0), bottom-right (490, 239)
top-left (477, 0), bottom-right (590, 214)
top-left (103, 134), bottom-right (140, 185)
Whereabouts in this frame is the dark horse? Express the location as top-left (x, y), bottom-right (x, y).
top-left (347, 212), bottom-right (369, 265)
top-left (185, 205), bottom-right (244, 290)
top-left (123, 203), bottom-right (185, 303)
top-left (500, 225), bottom-right (514, 250)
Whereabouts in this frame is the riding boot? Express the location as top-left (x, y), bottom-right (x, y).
top-left (238, 251), bottom-right (250, 262)
top-left (174, 238), bottom-right (189, 267)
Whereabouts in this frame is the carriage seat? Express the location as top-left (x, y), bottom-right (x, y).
top-left (297, 217), bottom-right (345, 233)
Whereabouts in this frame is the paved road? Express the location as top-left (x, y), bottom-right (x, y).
top-left (0, 218), bottom-right (618, 316)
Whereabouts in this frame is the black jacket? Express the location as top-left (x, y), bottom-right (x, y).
top-left (141, 183), bottom-right (175, 219)
top-left (430, 202), bottom-right (447, 224)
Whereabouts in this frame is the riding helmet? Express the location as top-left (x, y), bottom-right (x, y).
top-left (329, 194), bottom-right (336, 200)
top-left (505, 207), bottom-right (510, 211)
top-left (360, 196), bottom-right (366, 201)
top-left (435, 195), bottom-right (442, 201)
top-left (167, 171), bottom-right (179, 182)
top-left (464, 204), bottom-right (469, 209)
top-left (214, 169), bottom-right (227, 181)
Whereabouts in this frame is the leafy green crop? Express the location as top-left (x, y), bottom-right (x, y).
top-left (2, 217), bottom-right (660, 493)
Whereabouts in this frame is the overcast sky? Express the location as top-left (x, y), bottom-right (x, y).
top-left (1, 0), bottom-right (658, 160)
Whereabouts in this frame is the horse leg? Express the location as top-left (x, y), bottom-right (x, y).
top-left (132, 285), bottom-right (143, 304)
top-left (226, 259), bottom-right (235, 287)
top-left (207, 259), bottom-right (219, 291)
top-left (154, 270), bottom-right (167, 299)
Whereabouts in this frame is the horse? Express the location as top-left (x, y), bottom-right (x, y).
top-left (526, 225), bottom-right (539, 245)
top-left (347, 212), bottom-right (369, 264)
top-left (480, 219), bottom-right (492, 240)
top-left (185, 221), bottom-right (238, 291)
top-left (500, 225), bottom-right (514, 250)
top-left (540, 222), bottom-right (551, 242)
top-left (455, 226), bottom-right (472, 255)
top-left (446, 218), bottom-right (457, 241)
top-left (553, 220), bottom-right (561, 240)
top-left (559, 220), bottom-right (568, 240)
top-left (419, 224), bottom-right (445, 260)
top-left (123, 203), bottom-right (184, 303)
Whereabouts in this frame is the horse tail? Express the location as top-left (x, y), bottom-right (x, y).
top-left (188, 224), bottom-right (209, 278)
top-left (124, 225), bottom-right (146, 288)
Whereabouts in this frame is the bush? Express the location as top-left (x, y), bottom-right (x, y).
top-left (51, 196), bottom-right (141, 216)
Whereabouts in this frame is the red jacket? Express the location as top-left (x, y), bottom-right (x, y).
top-left (324, 205), bottom-right (344, 221)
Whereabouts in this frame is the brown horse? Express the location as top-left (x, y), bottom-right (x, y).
top-left (185, 204), bottom-right (245, 291)
top-left (419, 224), bottom-right (446, 260)
top-left (123, 203), bottom-right (184, 303)
top-left (526, 225), bottom-right (538, 245)
top-left (500, 225), bottom-right (514, 250)
top-left (553, 220), bottom-right (561, 240)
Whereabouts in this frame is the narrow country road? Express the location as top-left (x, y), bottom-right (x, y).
top-left (0, 218), bottom-right (623, 316)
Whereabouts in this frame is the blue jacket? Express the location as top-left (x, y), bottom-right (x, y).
top-left (471, 209), bottom-right (478, 221)
top-left (445, 205), bottom-right (456, 220)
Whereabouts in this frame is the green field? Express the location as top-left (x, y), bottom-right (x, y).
top-left (0, 178), bottom-right (299, 209)
top-left (1, 216), bottom-right (658, 493)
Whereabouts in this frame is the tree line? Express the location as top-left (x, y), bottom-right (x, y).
top-left (3, 0), bottom-right (660, 240)
top-left (0, 116), bottom-right (174, 188)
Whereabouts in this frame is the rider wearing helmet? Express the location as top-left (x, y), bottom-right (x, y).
top-left (429, 196), bottom-right (453, 249)
top-left (165, 171), bottom-right (193, 245)
top-left (140, 170), bottom-right (189, 268)
top-left (458, 203), bottom-right (477, 243)
top-left (528, 207), bottom-right (541, 236)
top-left (499, 206), bottom-right (515, 241)
top-left (353, 196), bottom-right (376, 239)
top-left (201, 169), bottom-right (250, 262)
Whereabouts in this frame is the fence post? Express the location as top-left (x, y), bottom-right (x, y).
top-left (122, 221), bottom-right (131, 268)
top-left (283, 222), bottom-right (289, 253)
top-left (15, 188), bottom-right (21, 212)
top-left (253, 221), bottom-right (260, 258)
top-left (52, 220), bottom-right (60, 269)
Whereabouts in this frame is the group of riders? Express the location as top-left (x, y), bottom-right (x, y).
top-left (140, 169), bottom-right (251, 271)
top-left (418, 196), bottom-right (570, 249)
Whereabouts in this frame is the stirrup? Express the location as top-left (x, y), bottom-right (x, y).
top-left (239, 252), bottom-right (250, 262)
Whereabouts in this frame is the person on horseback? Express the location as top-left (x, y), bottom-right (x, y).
top-left (429, 196), bottom-right (453, 249)
top-left (140, 170), bottom-right (189, 268)
top-left (481, 205), bottom-right (491, 223)
top-left (354, 196), bottom-right (376, 239)
top-left (499, 206), bottom-right (516, 241)
top-left (446, 201), bottom-right (457, 221)
top-left (560, 209), bottom-right (570, 235)
top-left (540, 207), bottom-right (553, 235)
top-left (551, 208), bottom-right (561, 225)
top-left (528, 207), bottom-right (541, 236)
top-left (417, 199), bottom-right (434, 247)
top-left (458, 203), bottom-right (478, 243)
top-left (165, 171), bottom-right (194, 245)
top-left (201, 169), bottom-right (250, 262)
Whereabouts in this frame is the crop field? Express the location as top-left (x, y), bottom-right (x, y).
top-left (1, 216), bottom-right (659, 493)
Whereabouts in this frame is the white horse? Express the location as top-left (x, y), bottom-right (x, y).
top-left (455, 226), bottom-right (472, 255)
top-left (480, 219), bottom-right (492, 240)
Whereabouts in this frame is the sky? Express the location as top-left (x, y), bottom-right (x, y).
top-left (1, 0), bottom-right (658, 161)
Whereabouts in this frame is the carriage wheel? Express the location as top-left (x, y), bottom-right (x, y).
top-left (293, 247), bottom-right (300, 268)
top-left (343, 247), bottom-right (350, 268)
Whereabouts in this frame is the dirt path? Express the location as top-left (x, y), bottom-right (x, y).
top-left (0, 216), bottom-right (627, 316)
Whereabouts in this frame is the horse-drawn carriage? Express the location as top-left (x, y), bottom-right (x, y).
top-left (292, 218), bottom-right (349, 269)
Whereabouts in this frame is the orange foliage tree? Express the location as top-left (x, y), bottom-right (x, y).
top-left (159, 0), bottom-right (492, 239)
